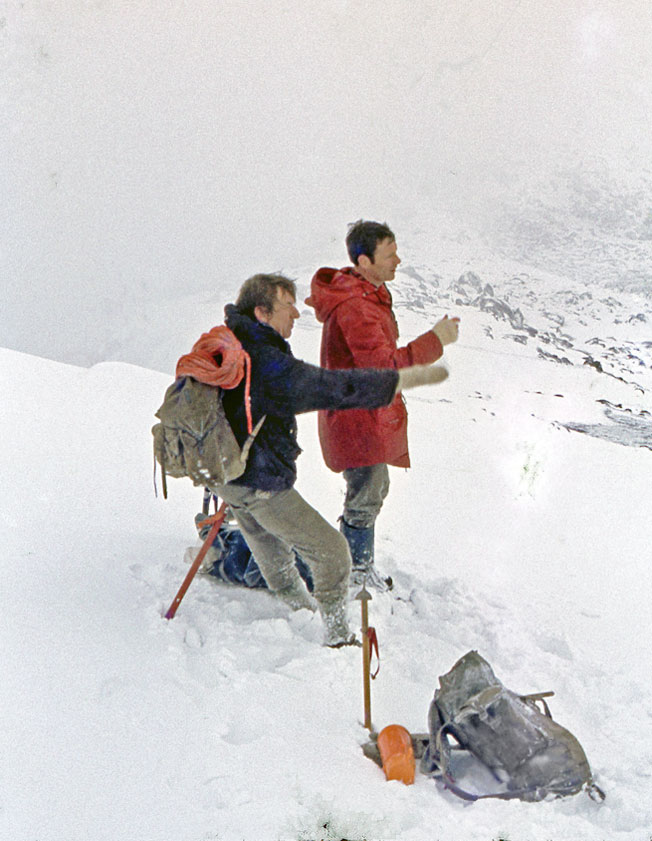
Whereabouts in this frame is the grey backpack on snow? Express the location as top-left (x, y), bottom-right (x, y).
top-left (420, 650), bottom-right (605, 802)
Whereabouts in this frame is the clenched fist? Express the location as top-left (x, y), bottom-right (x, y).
top-left (432, 315), bottom-right (460, 346)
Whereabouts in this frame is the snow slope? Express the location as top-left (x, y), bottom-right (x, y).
top-left (2, 263), bottom-right (651, 839)
top-left (3, 2), bottom-right (652, 837)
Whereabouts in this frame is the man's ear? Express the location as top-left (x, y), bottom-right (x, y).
top-left (358, 254), bottom-right (372, 270)
top-left (254, 305), bottom-right (270, 324)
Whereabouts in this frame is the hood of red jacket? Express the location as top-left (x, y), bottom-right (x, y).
top-left (307, 267), bottom-right (389, 323)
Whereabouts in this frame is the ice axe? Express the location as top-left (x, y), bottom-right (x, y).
top-left (355, 581), bottom-right (379, 731)
top-left (356, 584), bottom-right (417, 785)
top-left (164, 500), bottom-right (228, 620)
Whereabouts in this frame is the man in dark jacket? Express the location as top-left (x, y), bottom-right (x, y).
top-left (308, 221), bottom-right (460, 591)
top-left (214, 272), bottom-right (448, 647)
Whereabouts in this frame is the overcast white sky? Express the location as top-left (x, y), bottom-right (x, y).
top-left (3, 0), bottom-right (652, 363)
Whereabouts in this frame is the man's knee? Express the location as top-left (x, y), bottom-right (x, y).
top-left (333, 528), bottom-right (352, 566)
top-left (311, 528), bottom-right (351, 597)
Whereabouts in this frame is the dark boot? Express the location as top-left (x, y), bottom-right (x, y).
top-left (340, 519), bottom-right (393, 592)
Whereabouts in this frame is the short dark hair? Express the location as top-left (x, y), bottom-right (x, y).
top-left (235, 273), bottom-right (297, 319)
top-left (346, 220), bottom-right (395, 265)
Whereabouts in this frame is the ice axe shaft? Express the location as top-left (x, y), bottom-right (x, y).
top-left (164, 501), bottom-right (228, 620)
top-left (356, 583), bottom-right (373, 730)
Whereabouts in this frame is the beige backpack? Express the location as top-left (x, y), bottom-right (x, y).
top-left (152, 377), bottom-right (264, 497)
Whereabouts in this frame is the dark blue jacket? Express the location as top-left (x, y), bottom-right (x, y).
top-left (221, 304), bottom-right (399, 491)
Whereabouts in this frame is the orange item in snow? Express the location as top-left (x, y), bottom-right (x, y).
top-left (377, 724), bottom-right (415, 785)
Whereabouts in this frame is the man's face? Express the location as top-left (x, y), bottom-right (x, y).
top-left (360, 237), bottom-right (401, 286)
top-left (259, 287), bottom-right (300, 339)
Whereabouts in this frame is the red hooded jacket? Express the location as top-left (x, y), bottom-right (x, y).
top-left (307, 267), bottom-right (443, 472)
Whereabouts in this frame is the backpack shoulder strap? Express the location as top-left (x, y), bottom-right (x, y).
top-left (436, 723), bottom-right (538, 801)
top-left (240, 413), bottom-right (266, 463)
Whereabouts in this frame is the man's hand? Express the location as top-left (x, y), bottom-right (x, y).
top-left (396, 364), bottom-right (448, 393)
top-left (432, 315), bottom-right (460, 346)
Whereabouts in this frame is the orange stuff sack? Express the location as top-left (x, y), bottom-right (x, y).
top-left (377, 724), bottom-right (415, 785)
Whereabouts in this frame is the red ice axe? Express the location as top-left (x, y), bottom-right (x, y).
top-left (164, 500), bottom-right (228, 620)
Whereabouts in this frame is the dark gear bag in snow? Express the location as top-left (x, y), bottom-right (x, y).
top-left (420, 650), bottom-right (605, 802)
top-left (152, 326), bottom-right (264, 496)
top-left (195, 514), bottom-right (313, 591)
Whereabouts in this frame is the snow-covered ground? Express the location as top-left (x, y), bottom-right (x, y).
top-left (2, 248), bottom-right (651, 839)
top-left (3, 1), bottom-right (652, 838)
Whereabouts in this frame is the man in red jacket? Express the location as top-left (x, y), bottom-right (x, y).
top-left (307, 220), bottom-right (459, 590)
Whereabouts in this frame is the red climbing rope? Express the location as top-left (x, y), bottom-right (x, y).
top-left (175, 325), bottom-right (254, 434)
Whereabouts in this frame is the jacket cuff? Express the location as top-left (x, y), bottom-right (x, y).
top-left (410, 329), bottom-right (443, 364)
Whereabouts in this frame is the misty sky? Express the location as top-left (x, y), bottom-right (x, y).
top-left (3, 0), bottom-right (651, 364)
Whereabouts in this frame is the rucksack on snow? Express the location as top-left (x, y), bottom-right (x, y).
top-left (420, 650), bottom-right (605, 802)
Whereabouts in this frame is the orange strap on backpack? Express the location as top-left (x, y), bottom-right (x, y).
top-left (176, 325), bottom-right (255, 434)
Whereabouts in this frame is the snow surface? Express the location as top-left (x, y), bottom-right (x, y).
top-left (3, 2), bottom-right (652, 839)
top-left (2, 258), bottom-right (652, 840)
